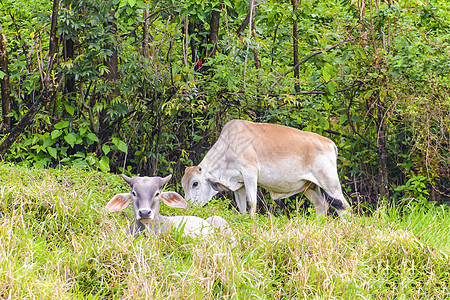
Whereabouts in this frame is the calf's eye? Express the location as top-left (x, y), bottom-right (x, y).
top-left (131, 190), bottom-right (137, 197)
top-left (192, 182), bottom-right (198, 188)
top-left (155, 192), bottom-right (160, 197)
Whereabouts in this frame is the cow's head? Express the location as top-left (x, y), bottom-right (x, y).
top-left (181, 166), bottom-right (221, 206)
top-left (106, 174), bottom-right (187, 224)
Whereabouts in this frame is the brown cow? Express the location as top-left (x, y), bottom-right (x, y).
top-left (182, 120), bottom-right (350, 217)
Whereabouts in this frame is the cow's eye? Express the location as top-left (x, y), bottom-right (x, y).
top-left (192, 182), bottom-right (199, 188)
top-left (131, 190), bottom-right (137, 197)
top-left (155, 191), bottom-right (160, 197)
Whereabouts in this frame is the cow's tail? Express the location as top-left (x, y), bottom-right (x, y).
top-left (320, 188), bottom-right (347, 210)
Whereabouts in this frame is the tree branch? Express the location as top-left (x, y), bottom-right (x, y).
top-left (270, 39), bottom-right (353, 89)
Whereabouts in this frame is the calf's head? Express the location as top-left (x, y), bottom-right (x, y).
top-left (106, 174), bottom-right (187, 225)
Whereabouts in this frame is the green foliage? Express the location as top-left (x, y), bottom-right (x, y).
top-left (394, 175), bottom-right (431, 202)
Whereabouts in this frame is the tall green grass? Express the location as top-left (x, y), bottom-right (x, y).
top-left (1, 163), bottom-right (449, 299)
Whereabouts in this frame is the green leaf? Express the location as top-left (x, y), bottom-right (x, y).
top-left (112, 137), bottom-right (128, 153)
top-left (126, 6), bottom-right (133, 15)
top-left (47, 147), bottom-right (57, 159)
top-left (119, 0), bottom-right (128, 8)
top-left (338, 114), bottom-right (348, 125)
top-left (327, 81), bottom-right (336, 95)
top-left (64, 103), bottom-right (75, 116)
top-left (322, 67), bottom-right (331, 82)
top-left (99, 156), bottom-right (110, 172)
top-left (64, 133), bottom-right (78, 147)
top-left (0, 70), bottom-right (6, 79)
top-left (128, 0), bottom-right (136, 7)
top-left (136, 0), bottom-right (147, 8)
top-left (86, 155), bottom-right (97, 166)
top-left (73, 152), bottom-right (85, 158)
top-left (80, 126), bottom-right (88, 136)
top-left (51, 130), bottom-right (62, 139)
top-left (54, 121), bottom-right (70, 129)
top-left (117, 141), bottom-right (128, 153)
top-left (42, 136), bottom-right (55, 148)
top-left (102, 145), bottom-right (111, 155)
top-left (357, 46), bottom-right (367, 59)
top-left (223, 0), bottom-right (232, 7)
top-left (87, 133), bottom-right (99, 142)
top-left (322, 63), bottom-right (337, 82)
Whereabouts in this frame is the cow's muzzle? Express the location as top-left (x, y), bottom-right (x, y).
top-left (137, 209), bottom-right (154, 223)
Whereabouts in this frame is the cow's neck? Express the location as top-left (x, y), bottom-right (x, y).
top-left (199, 144), bottom-right (228, 179)
top-left (132, 215), bottom-right (171, 236)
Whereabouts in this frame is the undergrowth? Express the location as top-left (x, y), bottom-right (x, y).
top-left (0, 163), bottom-right (449, 299)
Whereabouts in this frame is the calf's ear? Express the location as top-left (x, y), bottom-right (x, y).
top-left (106, 193), bottom-right (133, 212)
top-left (160, 192), bottom-right (187, 208)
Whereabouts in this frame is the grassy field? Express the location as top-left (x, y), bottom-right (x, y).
top-left (0, 163), bottom-right (449, 299)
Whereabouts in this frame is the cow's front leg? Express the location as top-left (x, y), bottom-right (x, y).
top-left (242, 172), bottom-right (258, 217)
top-left (234, 186), bottom-right (247, 214)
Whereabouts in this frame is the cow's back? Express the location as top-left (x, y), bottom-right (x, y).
top-left (218, 119), bottom-right (336, 162)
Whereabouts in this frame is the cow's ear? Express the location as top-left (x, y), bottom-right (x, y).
top-left (160, 192), bottom-right (187, 208)
top-left (209, 181), bottom-right (230, 192)
top-left (106, 193), bottom-right (133, 212)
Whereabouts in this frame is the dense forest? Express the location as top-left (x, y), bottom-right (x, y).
top-left (1, 0), bottom-right (449, 210)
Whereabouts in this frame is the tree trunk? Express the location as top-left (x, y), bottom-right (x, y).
top-left (59, 34), bottom-right (75, 120)
top-left (236, 13), bottom-right (251, 38)
top-left (143, 5), bottom-right (151, 58)
top-left (0, 32), bottom-right (12, 133)
top-left (188, 19), bottom-right (199, 67)
top-left (0, 0), bottom-right (60, 155)
top-left (46, 0), bottom-right (59, 78)
top-left (243, 0), bottom-right (255, 89)
top-left (105, 50), bottom-right (118, 83)
top-left (377, 93), bottom-right (389, 202)
top-left (250, 7), bottom-right (261, 69)
top-left (292, 0), bottom-right (300, 93)
top-left (63, 36), bottom-right (75, 96)
top-left (208, 5), bottom-right (221, 58)
top-left (236, 1), bottom-right (260, 38)
top-left (105, 11), bottom-right (119, 84)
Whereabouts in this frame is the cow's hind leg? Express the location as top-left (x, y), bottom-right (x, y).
top-left (319, 188), bottom-right (350, 217)
top-left (304, 186), bottom-right (329, 216)
top-left (314, 168), bottom-right (350, 217)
